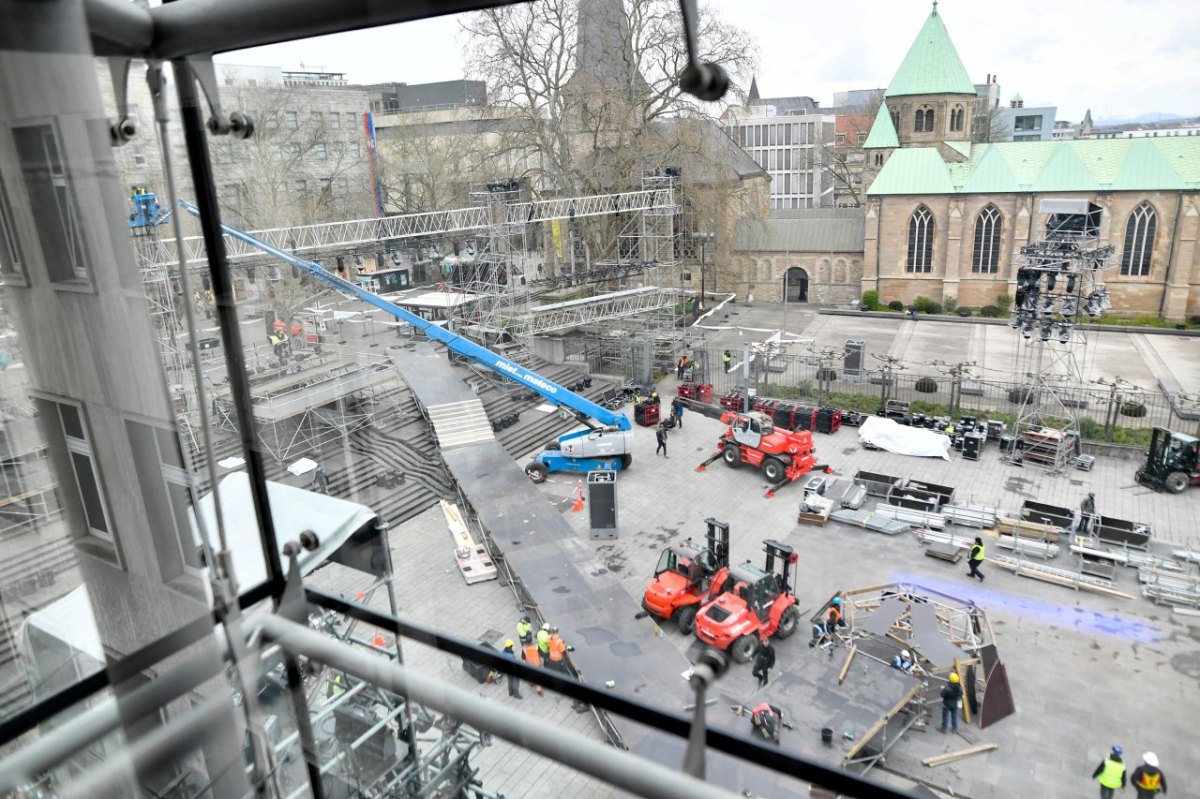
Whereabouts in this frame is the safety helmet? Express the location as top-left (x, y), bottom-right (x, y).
top-left (542, 623), bottom-right (551, 631)
top-left (949, 672), bottom-right (960, 683)
top-left (521, 616), bottom-right (530, 623)
top-left (1143, 752), bottom-right (1157, 767)
top-left (1111, 745), bottom-right (1123, 756)
top-left (832, 597), bottom-right (842, 606)
top-left (504, 639), bottom-right (514, 649)
top-left (551, 626), bottom-right (559, 634)
top-left (901, 650), bottom-right (910, 659)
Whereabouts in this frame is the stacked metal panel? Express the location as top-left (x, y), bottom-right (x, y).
top-left (829, 509), bottom-right (911, 535)
top-left (871, 503), bottom-right (947, 530)
top-left (943, 504), bottom-right (998, 528)
top-left (1139, 569), bottom-right (1200, 608)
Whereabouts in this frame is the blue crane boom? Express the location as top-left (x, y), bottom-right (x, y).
top-left (178, 199), bottom-right (634, 480)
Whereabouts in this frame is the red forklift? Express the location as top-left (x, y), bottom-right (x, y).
top-left (641, 519), bottom-right (731, 634)
top-left (1135, 427), bottom-right (1200, 494)
top-left (697, 410), bottom-right (828, 497)
top-left (693, 539), bottom-right (800, 663)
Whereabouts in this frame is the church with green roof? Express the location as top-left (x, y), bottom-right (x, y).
top-left (856, 3), bottom-right (1200, 317)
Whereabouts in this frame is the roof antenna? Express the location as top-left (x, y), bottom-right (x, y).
top-left (677, 0), bottom-right (729, 102)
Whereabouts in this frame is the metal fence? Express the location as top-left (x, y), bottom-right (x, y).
top-left (564, 338), bottom-right (1200, 446)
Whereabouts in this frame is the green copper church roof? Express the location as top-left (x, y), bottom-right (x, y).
top-left (885, 4), bottom-right (977, 98)
top-left (868, 138), bottom-right (1200, 195)
top-left (862, 103), bottom-right (899, 149)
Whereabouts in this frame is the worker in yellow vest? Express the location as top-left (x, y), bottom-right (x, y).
top-left (1091, 745), bottom-right (1127, 799)
top-left (967, 537), bottom-right (985, 582)
top-left (536, 623), bottom-right (551, 658)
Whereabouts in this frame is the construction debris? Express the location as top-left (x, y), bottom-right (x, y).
top-left (440, 500), bottom-right (498, 585)
top-left (922, 742), bottom-right (999, 767)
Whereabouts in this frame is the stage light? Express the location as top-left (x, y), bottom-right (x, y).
top-left (1039, 319), bottom-right (1054, 342)
top-left (1058, 323), bottom-right (1072, 343)
top-left (1022, 321), bottom-right (1034, 339)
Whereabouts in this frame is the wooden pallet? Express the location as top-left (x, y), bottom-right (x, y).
top-left (440, 500), bottom-right (498, 585)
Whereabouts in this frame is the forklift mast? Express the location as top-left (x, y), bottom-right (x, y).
top-left (762, 539), bottom-right (797, 593)
top-left (705, 518), bottom-right (730, 567)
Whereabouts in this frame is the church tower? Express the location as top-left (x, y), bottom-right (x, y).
top-left (880, 1), bottom-right (976, 152)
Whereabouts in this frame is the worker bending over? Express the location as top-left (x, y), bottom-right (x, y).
top-left (750, 703), bottom-right (784, 744)
top-left (892, 649), bottom-right (919, 675)
top-left (810, 597), bottom-right (846, 648)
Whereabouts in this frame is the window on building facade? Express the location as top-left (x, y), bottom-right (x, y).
top-left (907, 205), bottom-right (934, 272)
top-left (126, 420), bottom-right (203, 581)
top-left (1121, 201), bottom-right (1156, 276)
top-left (40, 399), bottom-right (115, 544)
top-left (950, 106), bottom-right (965, 132)
top-left (345, 112), bottom-right (358, 129)
top-left (285, 110), bottom-right (298, 130)
top-left (314, 143), bottom-right (327, 160)
top-left (768, 126), bottom-right (776, 146)
top-left (0, 173), bottom-right (26, 285)
top-left (890, 110), bottom-right (900, 132)
top-left (311, 111), bottom-right (322, 126)
top-left (14, 123), bottom-right (88, 283)
top-left (971, 204), bottom-right (1002, 273)
top-left (350, 141), bottom-right (360, 158)
top-left (1014, 115), bottom-right (1042, 132)
top-left (914, 107), bottom-right (934, 133)
top-left (294, 178), bottom-right (307, 194)
top-left (784, 125), bottom-right (792, 145)
top-left (330, 113), bottom-right (341, 130)
top-left (874, 152), bottom-right (884, 166)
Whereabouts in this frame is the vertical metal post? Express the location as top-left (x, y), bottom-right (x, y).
top-left (377, 520), bottom-right (422, 785)
top-left (172, 61), bottom-right (325, 799)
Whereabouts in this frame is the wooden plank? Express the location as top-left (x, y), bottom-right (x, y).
top-left (955, 659), bottom-right (971, 725)
top-left (922, 742), bottom-right (999, 767)
top-left (837, 645), bottom-right (858, 685)
top-left (844, 683), bottom-right (921, 761)
top-left (439, 499), bottom-right (497, 584)
top-left (996, 517), bottom-right (1061, 542)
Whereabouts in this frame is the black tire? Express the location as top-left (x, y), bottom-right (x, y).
top-left (619, 454), bottom-right (633, 470)
top-left (762, 457), bottom-right (786, 483)
top-left (524, 462), bottom-right (548, 483)
top-left (731, 634), bottom-right (758, 664)
top-left (676, 605), bottom-right (698, 635)
top-left (1166, 471), bottom-right (1189, 494)
top-left (775, 605), bottom-right (798, 639)
top-left (722, 442), bottom-right (740, 468)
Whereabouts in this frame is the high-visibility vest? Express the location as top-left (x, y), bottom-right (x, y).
top-left (722, 353), bottom-right (731, 363)
top-left (548, 634), bottom-right (566, 662)
top-left (1135, 770), bottom-right (1162, 791)
top-left (517, 620), bottom-right (532, 642)
top-left (536, 629), bottom-right (551, 654)
top-left (522, 643), bottom-right (541, 667)
top-left (970, 543), bottom-right (986, 562)
top-left (1098, 758), bottom-right (1125, 789)
top-left (826, 606), bottom-right (842, 625)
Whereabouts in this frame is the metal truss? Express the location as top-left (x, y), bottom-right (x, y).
top-left (149, 189), bottom-right (676, 268)
top-left (521, 287), bottom-right (680, 336)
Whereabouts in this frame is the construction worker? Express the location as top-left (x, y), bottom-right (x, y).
top-left (938, 672), bottom-right (962, 734)
top-left (1130, 752), bottom-right (1167, 798)
top-left (516, 616), bottom-right (533, 645)
top-left (967, 536), bottom-right (985, 581)
top-left (324, 669), bottom-right (346, 699)
top-left (722, 350), bottom-right (732, 372)
top-left (520, 639), bottom-right (543, 695)
top-left (656, 424), bottom-right (668, 458)
top-left (1092, 745), bottom-right (1127, 799)
top-left (676, 354), bottom-right (688, 379)
top-left (1080, 492), bottom-right (1097, 537)
top-left (810, 597), bottom-right (845, 647)
top-left (547, 626), bottom-right (574, 674)
top-left (672, 397), bottom-right (685, 429)
top-left (536, 622), bottom-right (552, 658)
top-left (752, 636), bottom-right (775, 688)
top-left (312, 464), bottom-right (330, 494)
top-left (892, 649), bottom-right (916, 675)
top-left (750, 703), bottom-right (783, 743)
top-left (502, 640), bottom-right (522, 699)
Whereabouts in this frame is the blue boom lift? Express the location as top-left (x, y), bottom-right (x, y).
top-left (178, 200), bottom-right (633, 482)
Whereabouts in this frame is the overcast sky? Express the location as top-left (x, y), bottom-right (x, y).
top-left (216, 0), bottom-right (1200, 123)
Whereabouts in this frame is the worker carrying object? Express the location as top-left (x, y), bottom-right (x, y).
top-left (517, 616), bottom-right (533, 644)
top-left (547, 626), bottom-right (574, 673)
top-left (810, 597), bottom-right (846, 647)
top-left (536, 623), bottom-right (552, 656)
top-left (520, 640), bottom-right (543, 695)
top-left (1130, 752), bottom-right (1167, 798)
top-left (1092, 745), bottom-right (1127, 799)
top-left (750, 702), bottom-right (784, 744)
top-left (967, 537), bottom-right (985, 582)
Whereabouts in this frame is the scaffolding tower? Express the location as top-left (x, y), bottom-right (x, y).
top-left (1009, 200), bottom-right (1115, 471)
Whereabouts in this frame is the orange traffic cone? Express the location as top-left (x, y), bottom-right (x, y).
top-left (355, 590), bottom-right (366, 601)
top-left (571, 481), bottom-right (585, 512)
top-left (373, 631), bottom-right (386, 648)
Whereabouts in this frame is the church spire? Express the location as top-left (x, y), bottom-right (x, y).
top-left (747, 76), bottom-right (760, 105)
top-left (570, 0), bottom-right (644, 92)
top-left (885, 4), bottom-right (975, 98)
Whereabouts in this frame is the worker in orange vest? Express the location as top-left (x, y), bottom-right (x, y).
top-left (520, 640), bottom-right (543, 695)
top-left (547, 626), bottom-right (574, 674)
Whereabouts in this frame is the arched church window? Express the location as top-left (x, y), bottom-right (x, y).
top-left (971, 204), bottom-right (1002, 273)
top-left (907, 206), bottom-right (934, 273)
top-left (1121, 201), bottom-right (1156, 276)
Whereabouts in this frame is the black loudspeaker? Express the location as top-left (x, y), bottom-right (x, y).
top-left (844, 339), bottom-right (865, 374)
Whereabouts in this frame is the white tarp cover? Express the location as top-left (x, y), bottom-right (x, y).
top-left (195, 471), bottom-right (378, 590)
top-left (858, 416), bottom-right (952, 460)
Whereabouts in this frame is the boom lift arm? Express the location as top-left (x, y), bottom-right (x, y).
top-left (179, 200), bottom-right (633, 478)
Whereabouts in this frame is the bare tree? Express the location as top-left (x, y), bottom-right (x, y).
top-left (460, 0), bottom-right (757, 195)
top-left (816, 95), bottom-right (882, 208)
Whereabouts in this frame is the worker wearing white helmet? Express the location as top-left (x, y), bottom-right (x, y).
top-left (891, 649), bottom-right (916, 674)
top-left (1130, 752), bottom-right (1167, 798)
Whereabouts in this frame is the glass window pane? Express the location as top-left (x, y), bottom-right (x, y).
top-left (71, 450), bottom-right (109, 535)
top-left (59, 402), bottom-right (85, 440)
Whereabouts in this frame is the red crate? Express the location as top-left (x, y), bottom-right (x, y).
top-left (697, 384), bottom-right (713, 404)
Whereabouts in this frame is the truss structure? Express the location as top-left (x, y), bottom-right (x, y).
top-left (523, 287), bottom-right (680, 336)
top-left (1008, 202), bottom-right (1115, 471)
top-left (148, 188), bottom-right (677, 268)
